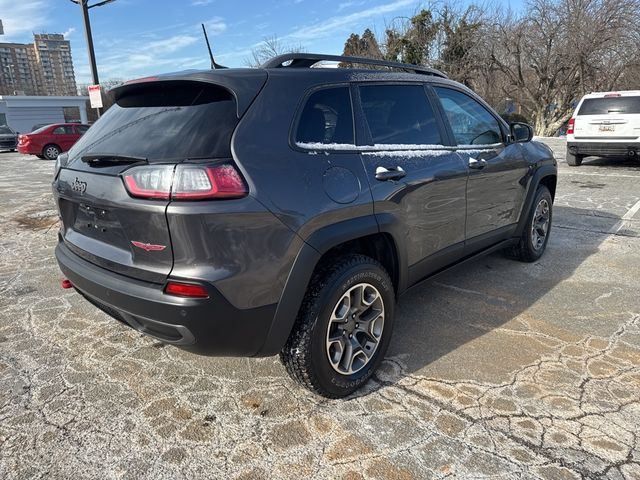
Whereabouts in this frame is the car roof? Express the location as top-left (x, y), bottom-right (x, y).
top-left (113, 65), bottom-right (466, 105)
top-left (111, 53), bottom-right (478, 117)
top-left (581, 90), bottom-right (640, 99)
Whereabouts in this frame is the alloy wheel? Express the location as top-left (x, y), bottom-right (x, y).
top-left (325, 282), bottom-right (385, 375)
top-left (45, 146), bottom-right (60, 159)
top-left (531, 198), bottom-right (550, 250)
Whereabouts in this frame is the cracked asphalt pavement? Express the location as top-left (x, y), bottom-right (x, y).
top-left (1, 138), bottom-right (639, 479)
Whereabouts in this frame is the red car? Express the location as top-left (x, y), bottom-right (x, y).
top-left (18, 123), bottom-right (90, 160)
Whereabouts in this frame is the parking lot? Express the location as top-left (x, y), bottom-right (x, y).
top-left (0, 138), bottom-right (638, 479)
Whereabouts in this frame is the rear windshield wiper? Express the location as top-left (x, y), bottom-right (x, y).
top-left (81, 154), bottom-right (148, 164)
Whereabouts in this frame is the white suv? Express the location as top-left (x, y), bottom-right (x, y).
top-left (566, 90), bottom-right (640, 166)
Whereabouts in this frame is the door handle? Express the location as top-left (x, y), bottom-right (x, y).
top-left (468, 157), bottom-right (487, 169)
top-left (375, 166), bottom-right (406, 181)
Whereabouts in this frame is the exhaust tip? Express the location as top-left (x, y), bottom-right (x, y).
top-left (61, 279), bottom-right (73, 289)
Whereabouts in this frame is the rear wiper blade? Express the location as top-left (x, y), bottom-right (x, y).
top-left (81, 154), bottom-right (148, 164)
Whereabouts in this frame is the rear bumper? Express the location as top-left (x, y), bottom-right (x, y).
top-left (567, 141), bottom-right (640, 157)
top-left (18, 144), bottom-right (40, 155)
top-left (55, 240), bottom-right (277, 356)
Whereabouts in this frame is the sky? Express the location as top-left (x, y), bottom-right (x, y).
top-left (0, 0), bottom-right (519, 86)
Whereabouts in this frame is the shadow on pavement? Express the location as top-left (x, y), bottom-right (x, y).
top-left (372, 204), bottom-right (620, 387)
top-left (581, 155), bottom-right (640, 169)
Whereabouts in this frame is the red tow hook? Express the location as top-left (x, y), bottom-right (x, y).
top-left (61, 279), bottom-right (73, 289)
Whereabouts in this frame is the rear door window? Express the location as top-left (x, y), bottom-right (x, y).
top-left (578, 96), bottom-right (640, 115)
top-left (53, 126), bottom-right (74, 134)
top-left (359, 85), bottom-right (443, 145)
top-left (67, 81), bottom-right (239, 164)
top-left (434, 87), bottom-right (503, 146)
top-left (295, 87), bottom-right (354, 145)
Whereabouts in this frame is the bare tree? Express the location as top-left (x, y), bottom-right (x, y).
top-left (246, 35), bottom-right (304, 68)
top-left (483, 0), bottom-right (640, 135)
top-left (340, 0), bottom-right (640, 135)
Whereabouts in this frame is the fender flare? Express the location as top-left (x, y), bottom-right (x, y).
top-left (514, 164), bottom-right (557, 238)
top-left (254, 214), bottom-right (405, 356)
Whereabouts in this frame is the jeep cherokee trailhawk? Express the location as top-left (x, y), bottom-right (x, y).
top-left (53, 54), bottom-right (557, 398)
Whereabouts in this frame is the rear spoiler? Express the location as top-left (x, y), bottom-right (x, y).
top-left (110, 69), bottom-right (268, 118)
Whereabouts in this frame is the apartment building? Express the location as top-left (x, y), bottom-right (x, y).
top-left (0, 34), bottom-right (77, 96)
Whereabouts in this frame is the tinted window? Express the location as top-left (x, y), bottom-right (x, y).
top-left (360, 85), bottom-right (442, 145)
top-left (0, 126), bottom-right (13, 134)
top-left (435, 87), bottom-right (502, 145)
top-left (68, 82), bottom-right (238, 163)
top-left (296, 87), bottom-right (354, 145)
top-left (578, 96), bottom-right (640, 115)
top-left (53, 126), bottom-right (74, 134)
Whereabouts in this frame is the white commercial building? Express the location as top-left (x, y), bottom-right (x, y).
top-left (0, 95), bottom-right (89, 133)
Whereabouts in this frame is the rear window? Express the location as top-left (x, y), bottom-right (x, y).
top-left (295, 87), bottom-right (354, 145)
top-left (359, 85), bottom-right (442, 145)
top-left (67, 81), bottom-right (238, 163)
top-left (578, 96), bottom-right (640, 115)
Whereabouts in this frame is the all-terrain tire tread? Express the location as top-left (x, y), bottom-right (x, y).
top-left (280, 254), bottom-right (391, 398)
top-left (505, 185), bottom-right (552, 262)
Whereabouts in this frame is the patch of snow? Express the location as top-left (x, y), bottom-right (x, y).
top-left (455, 144), bottom-right (501, 150)
top-left (296, 142), bottom-right (451, 152)
top-left (296, 142), bottom-right (359, 151)
top-left (363, 149), bottom-right (452, 158)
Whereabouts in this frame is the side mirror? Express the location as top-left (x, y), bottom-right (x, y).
top-left (510, 122), bottom-right (533, 143)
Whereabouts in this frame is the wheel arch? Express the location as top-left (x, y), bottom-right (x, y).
top-left (514, 165), bottom-right (557, 238)
top-left (539, 174), bottom-right (557, 201)
top-left (254, 215), bottom-right (405, 356)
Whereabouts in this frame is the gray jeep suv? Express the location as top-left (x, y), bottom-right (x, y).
top-left (53, 54), bottom-right (557, 398)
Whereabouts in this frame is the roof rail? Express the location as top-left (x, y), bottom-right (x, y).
top-left (261, 53), bottom-right (448, 79)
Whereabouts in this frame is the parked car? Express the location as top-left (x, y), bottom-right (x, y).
top-left (52, 53), bottom-right (557, 398)
top-left (18, 123), bottom-right (90, 160)
top-left (0, 125), bottom-right (17, 151)
top-left (566, 90), bottom-right (640, 166)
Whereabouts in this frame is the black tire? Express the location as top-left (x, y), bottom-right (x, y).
top-left (36, 155), bottom-right (45, 159)
top-left (506, 185), bottom-right (553, 262)
top-left (42, 144), bottom-right (61, 160)
top-left (280, 254), bottom-right (395, 398)
top-left (566, 150), bottom-right (583, 166)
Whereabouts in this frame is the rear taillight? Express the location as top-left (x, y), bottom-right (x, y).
top-left (173, 165), bottom-right (247, 199)
top-left (567, 118), bottom-right (575, 135)
top-left (123, 165), bottom-right (174, 200)
top-left (122, 164), bottom-right (247, 201)
top-left (18, 135), bottom-right (29, 144)
top-left (165, 281), bottom-right (209, 298)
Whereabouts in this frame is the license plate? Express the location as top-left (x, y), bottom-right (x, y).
top-left (599, 125), bottom-right (615, 132)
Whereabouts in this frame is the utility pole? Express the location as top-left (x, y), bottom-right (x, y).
top-left (78, 0), bottom-right (100, 86)
top-left (69, 0), bottom-right (116, 116)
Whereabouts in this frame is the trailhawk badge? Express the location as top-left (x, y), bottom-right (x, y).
top-left (131, 241), bottom-right (167, 252)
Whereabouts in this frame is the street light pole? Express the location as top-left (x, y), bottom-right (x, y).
top-left (69, 0), bottom-right (116, 117)
top-left (78, 0), bottom-right (100, 86)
